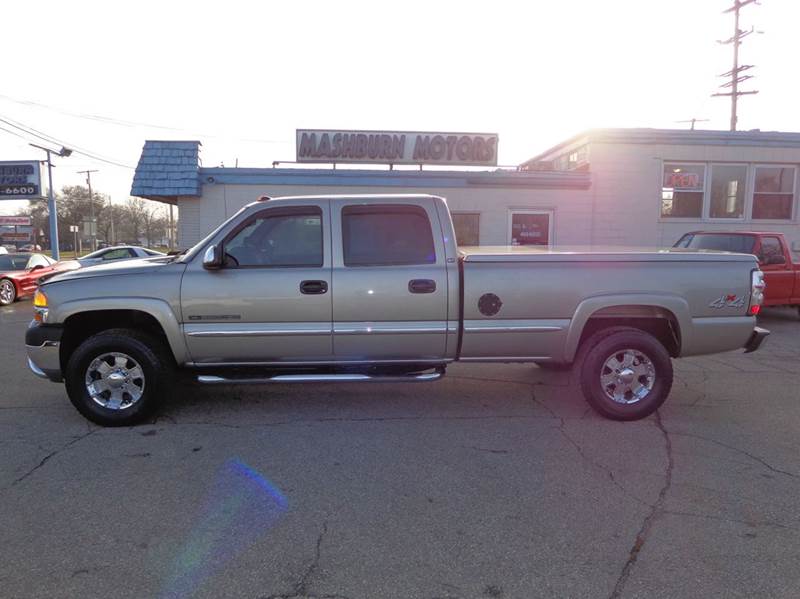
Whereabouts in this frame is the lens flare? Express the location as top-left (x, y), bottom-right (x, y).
top-left (159, 459), bottom-right (288, 599)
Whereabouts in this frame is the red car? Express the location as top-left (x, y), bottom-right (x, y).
top-left (0, 253), bottom-right (74, 306)
top-left (675, 231), bottom-right (800, 314)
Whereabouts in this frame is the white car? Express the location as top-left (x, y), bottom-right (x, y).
top-left (77, 246), bottom-right (165, 267)
top-left (0, 246), bottom-right (7, 255)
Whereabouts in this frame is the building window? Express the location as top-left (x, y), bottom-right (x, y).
top-left (451, 213), bottom-right (480, 246)
top-left (509, 211), bottom-right (552, 246)
top-left (661, 164), bottom-right (704, 218)
top-left (753, 166), bottom-right (795, 220)
top-left (709, 164), bottom-right (746, 218)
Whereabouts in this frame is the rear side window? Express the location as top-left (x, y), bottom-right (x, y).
top-left (342, 205), bottom-right (436, 266)
top-left (679, 234), bottom-right (755, 253)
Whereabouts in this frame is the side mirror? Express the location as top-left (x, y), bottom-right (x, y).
top-left (203, 244), bottom-right (224, 269)
top-left (766, 254), bottom-right (786, 266)
top-left (30, 264), bottom-right (44, 272)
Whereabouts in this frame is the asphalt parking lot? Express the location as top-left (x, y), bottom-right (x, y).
top-left (1, 301), bottom-right (799, 599)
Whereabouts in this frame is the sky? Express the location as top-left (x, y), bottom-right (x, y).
top-left (1, 0), bottom-right (798, 216)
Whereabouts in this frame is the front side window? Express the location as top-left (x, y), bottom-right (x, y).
top-left (342, 205), bottom-right (435, 266)
top-left (753, 166), bottom-right (795, 220)
top-left (225, 209), bottom-right (323, 268)
top-left (661, 164), bottom-right (704, 218)
top-left (758, 237), bottom-right (783, 263)
top-left (709, 165), bottom-right (746, 218)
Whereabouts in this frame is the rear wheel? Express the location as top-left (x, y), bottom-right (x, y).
top-left (0, 278), bottom-right (16, 305)
top-left (577, 327), bottom-right (672, 421)
top-left (65, 328), bottom-right (172, 426)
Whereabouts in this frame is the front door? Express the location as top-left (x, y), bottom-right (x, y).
top-left (331, 199), bottom-right (450, 361)
top-left (757, 235), bottom-right (794, 304)
top-left (181, 202), bottom-right (333, 364)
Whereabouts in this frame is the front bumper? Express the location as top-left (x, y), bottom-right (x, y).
top-left (743, 326), bottom-right (770, 354)
top-left (25, 322), bottom-right (63, 382)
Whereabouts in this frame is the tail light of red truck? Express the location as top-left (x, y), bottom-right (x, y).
top-left (749, 270), bottom-right (765, 315)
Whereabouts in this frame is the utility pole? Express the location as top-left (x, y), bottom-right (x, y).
top-left (712, 0), bottom-right (759, 131)
top-left (30, 143), bottom-right (72, 261)
top-left (676, 118), bottom-right (710, 131)
top-left (109, 196), bottom-right (115, 245)
top-left (77, 170), bottom-right (98, 251)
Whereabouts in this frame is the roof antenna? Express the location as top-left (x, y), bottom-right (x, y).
top-left (676, 118), bottom-right (710, 131)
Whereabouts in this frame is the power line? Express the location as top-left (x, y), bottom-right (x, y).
top-left (0, 115), bottom-right (135, 169)
top-left (0, 93), bottom-right (289, 144)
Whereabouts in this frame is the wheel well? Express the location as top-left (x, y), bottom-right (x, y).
top-left (577, 306), bottom-right (681, 358)
top-left (60, 310), bottom-right (171, 370)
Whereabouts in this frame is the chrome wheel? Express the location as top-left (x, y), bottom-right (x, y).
top-left (600, 349), bottom-right (655, 405)
top-left (0, 279), bottom-right (15, 305)
top-left (84, 352), bottom-right (145, 410)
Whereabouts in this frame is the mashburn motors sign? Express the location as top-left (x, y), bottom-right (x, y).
top-left (0, 161), bottom-right (42, 200)
top-left (296, 129), bottom-right (498, 166)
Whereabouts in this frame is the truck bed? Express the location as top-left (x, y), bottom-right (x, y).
top-left (459, 245), bottom-right (757, 263)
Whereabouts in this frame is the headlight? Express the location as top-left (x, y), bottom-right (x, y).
top-left (33, 289), bottom-right (48, 308)
top-left (33, 289), bottom-right (49, 323)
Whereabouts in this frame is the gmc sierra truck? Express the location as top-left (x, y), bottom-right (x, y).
top-left (26, 194), bottom-right (769, 426)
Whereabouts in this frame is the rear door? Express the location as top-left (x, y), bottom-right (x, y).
top-left (331, 199), bottom-right (449, 361)
top-left (181, 201), bottom-right (333, 364)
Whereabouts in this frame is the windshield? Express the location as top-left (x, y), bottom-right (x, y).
top-left (674, 233), bottom-right (756, 254)
top-left (0, 255), bottom-right (30, 270)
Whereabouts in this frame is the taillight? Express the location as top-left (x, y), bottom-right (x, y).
top-left (749, 270), bottom-right (765, 316)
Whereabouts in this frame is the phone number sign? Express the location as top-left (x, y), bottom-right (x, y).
top-left (0, 161), bottom-right (42, 199)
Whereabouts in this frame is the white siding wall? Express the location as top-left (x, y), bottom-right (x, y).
top-left (586, 142), bottom-right (800, 250)
top-left (176, 183), bottom-right (593, 248)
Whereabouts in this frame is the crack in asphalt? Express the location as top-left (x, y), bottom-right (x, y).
top-left (556, 418), bottom-right (653, 508)
top-left (11, 428), bottom-right (97, 487)
top-left (670, 431), bottom-right (799, 480)
top-left (608, 411), bottom-right (673, 599)
top-left (261, 521), bottom-right (348, 599)
top-left (661, 509), bottom-right (799, 532)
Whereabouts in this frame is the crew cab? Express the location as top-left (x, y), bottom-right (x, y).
top-left (27, 195), bottom-right (768, 426)
top-left (675, 231), bottom-right (800, 314)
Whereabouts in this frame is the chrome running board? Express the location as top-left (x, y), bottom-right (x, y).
top-left (196, 368), bottom-right (445, 385)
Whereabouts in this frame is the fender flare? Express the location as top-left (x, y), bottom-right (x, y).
top-left (564, 293), bottom-right (691, 362)
top-left (55, 297), bottom-right (189, 364)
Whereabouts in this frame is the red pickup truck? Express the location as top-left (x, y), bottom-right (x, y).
top-left (675, 231), bottom-right (800, 315)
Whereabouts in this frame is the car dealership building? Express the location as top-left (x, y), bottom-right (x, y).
top-left (131, 128), bottom-right (800, 252)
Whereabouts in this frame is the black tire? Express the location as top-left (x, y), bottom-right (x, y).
top-left (577, 327), bottom-right (673, 421)
top-left (65, 328), bottom-right (172, 426)
top-left (0, 278), bottom-right (17, 306)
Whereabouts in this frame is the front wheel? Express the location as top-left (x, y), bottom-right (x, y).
top-left (65, 329), bottom-right (172, 426)
top-left (577, 327), bottom-right (673, 421)
top-left (0, 278), bottom-right (17, 305)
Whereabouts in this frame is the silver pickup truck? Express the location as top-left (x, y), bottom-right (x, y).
top-left (26, 194), bottom-right (768, 426)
